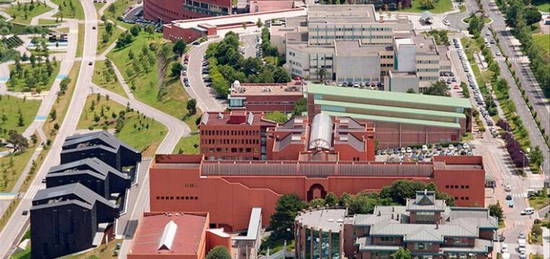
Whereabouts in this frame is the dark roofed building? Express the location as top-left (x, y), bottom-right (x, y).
top-left (46, 158), bottom-right (132, 199)
top-left (31, 183), bottom-right (119, 259)
top-left (61, 131), bottom-right (141, 171)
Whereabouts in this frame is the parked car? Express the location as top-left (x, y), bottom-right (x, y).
top-left (520, 207), bottom-right (535, 215)
top-left (500, 243), bottom-right (508, 252)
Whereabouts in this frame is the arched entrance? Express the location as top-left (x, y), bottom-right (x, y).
top-left (307, 184), bottom-right (327, 201)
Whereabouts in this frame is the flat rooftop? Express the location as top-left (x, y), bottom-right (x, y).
top-left (230, 81), bottom-right (304, 96)
top-left (307, 4), bottom-right (377, 23)
top-left (296, 209), bottom-right (346, 232)
top-left (334, 41), bottom-right (384, 56)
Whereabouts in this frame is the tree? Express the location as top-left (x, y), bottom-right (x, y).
top-left (268, 194), bottom-right (306, 240)
top-left (424, 81), bottom-right (449, 96)
top-left (170, 63), bottom-right (184, 77)
top-left (524, 7), bottom-right (541, 25)
top-left (173, 40), bottom-right (186, 57)
top-left (419, 0), bottom-right (434, 9)
top-left (392, 248), bottom-right (412, 259)
top-left (406, 88), bottom-right (415, 93)
top-left (130, 25), bottom-right (140, 36)
top-left (488, 202), bottom-right (504, 224)
top-left (324, 192), bottom-right (338, 207)
top-left (186, 98), bottom-right (197, 116)
top-left (528, 146), bottom-right (544, 170)
top-left (256, 18), bottom-right (263, 28)
top-left (7, 130), bottom-right (28, 153)
top-left (273, 67), bottom-right (290, 83)
top-left (293, 97), bottom-right (307, 115)
top-left (206, 246), bottom-right (231, 259)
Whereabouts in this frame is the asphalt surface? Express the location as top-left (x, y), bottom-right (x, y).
top-left (481, 0), bottom-right (550, 141)
top-left (183, 40), bottom-right (226, 112)
top-left (0, 0), bottom-right (99, 256)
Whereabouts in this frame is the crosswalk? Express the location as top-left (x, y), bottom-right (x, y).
top-left (509, 192), bottom-right (528, 198)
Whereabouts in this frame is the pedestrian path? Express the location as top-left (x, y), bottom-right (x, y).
top-left (510, 192), bottom-right (528, 198)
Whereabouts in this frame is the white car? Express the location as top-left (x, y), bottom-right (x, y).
top-left (504, 185), bottom-right (512, 192)
top-left (501, 244), bottom-right (508, 253)
top-left (422, 145), bottom-right (428, 152)
top-left (406, 147), bottom-right (412, 153)
top-left (448, 144), bottom-right (455, 151)
top-left (520, 207), bottom-right (535, 215)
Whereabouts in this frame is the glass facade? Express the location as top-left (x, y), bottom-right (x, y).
top-left (301, 228), bottom-right (341, 259)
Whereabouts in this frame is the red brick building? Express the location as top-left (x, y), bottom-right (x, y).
top-left (199, 112), bottom-right (376, 161)
top-left (199, 111), bottom-right (277, 160)
top-left (149, 155), bottom-right (485, 232)
top-left (127, 212), bottom-right (232, 259)
top-left (228, 80), bottom-right (304, 113)
top-left (144, 0), bottom-right (232, 23)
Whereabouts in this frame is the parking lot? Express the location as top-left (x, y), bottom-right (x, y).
top-left (376, 142), bottom-right (474, 163)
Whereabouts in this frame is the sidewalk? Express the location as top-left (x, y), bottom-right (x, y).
top-left (543, 228), bottom-right (549, 259)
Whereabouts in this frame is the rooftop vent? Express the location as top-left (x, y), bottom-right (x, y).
top-left (158, 220), bottom-right (178, 251)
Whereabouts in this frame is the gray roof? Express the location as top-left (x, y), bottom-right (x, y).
top-left (48, 158), bottom-right (129, 180)
top-left (406, 191), bottom-right (446, 211)
top-left (440, 238), bottom-right (493, 253)
top-left (369, 221), bottom-right (478, 242)
top-left (448, 207), bottom-right (498, 230)
top-left (63, 131), bottom-right (138, 153)
top-left (32, 183), bottom-right (116, 209)
top-left (234, 207), bottom-right (262, 241)
top-left (355, 237), bottom-right (400, 252)
top-left (296, 209), bottom-right (346, 232)
top-left (31, 199), bottom-right (94, 210)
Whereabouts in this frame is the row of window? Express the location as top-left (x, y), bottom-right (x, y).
top-left (416, 60), bottom-right (439, 64)
top-left (456, 196), bottom-right (470, 200)
top-left (183, 183), bottom-right (196, 188)
top-left (201, 130), bottom-right (259, 136)
top-left (310, 27), bottom-right (392, 32)
top-left (247, 101), bottom-right (296, 105)
top-left (446, 185), bottom-right (470, 189)
top-left (206, 147), bottom-right (256, 153)
top-left (311, 35), bottom-right (393, 40)
top-left (156, 196), bottom-right (198, 200)
top-left (202, 139), bottom-right (259, 145)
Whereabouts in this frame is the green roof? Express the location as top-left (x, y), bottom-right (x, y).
top-left (323, 111), bottom-right (462, 129)
top-left (307, 84), bottom-right (472, 109)
top-left (316, 99), bottom-right (466, 119)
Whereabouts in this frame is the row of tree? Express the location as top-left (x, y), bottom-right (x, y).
top-left (205, 32), bottom-right (291, 98)
top-left (497, 0), bottom-right (549, 95)
top-left (8, 55), bottom-right (57, 92)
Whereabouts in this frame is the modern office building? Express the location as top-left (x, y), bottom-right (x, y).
top-left (266, 113), bottom-right (376, 161)
top-left (61, 131), bottom-right (142, 171)
top-left (294, 191), bottom-right (497, 259)
top-left (347, 0), bottom-right (411, 9)
top-left (144, 0), bottom-right (232, 23)
top-left (127, 212), bottom-right (232, 259)
top-left (149, 154), bottom-right (485, 231)
top-left (228, 80), bottom-right (305, 112)
top-left (30, 183), bottom-right (119, 259)
top-left (307, 84), bottom-right (472, 148)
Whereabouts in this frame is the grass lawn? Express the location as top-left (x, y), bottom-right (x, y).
top-left (0, 95), bottom-right (40, 139)
top-left (399, 0), bottom-right (453, 13)
top-left (107, 32), bottom-right (194, 120)
top-left (76, 23), bottom-right (84, 57)
top-left (62, 239), bottom-right (121, 259)
top-left (37, 19), bottom-right (58, 25)
top-left (528, 196), bottom-right (550, 210)
top-left (533, 0), bottom-right (550, 12)
top-left (43, 61), bottom-right (81, 139)
top-left (10, 245), bottom-right (30, 259)
top-left (103, 0), bottom-right (137, 29)
top-left (51, 0), bottom-right (84, 20)
top-left (94, 2), bottom-right (106, 10)
top-left (533, 34), bottom-right (550, 60)
top-left (0, 145), bottom-right (37, 192)
top-left (7, 62), bottom-right (60, 92)
top-left (464, 16), bottom-right (492, 24)
top-left (92, 60), bottom-right (127, 98)
top-left (97, 22), bottom-right (124, 54)
top-left (174, 134), bottom-right (199, 154)
top-left (77, 94), bottom-right (166, 157)
top-left (6, 2), bottom-right (52, 24)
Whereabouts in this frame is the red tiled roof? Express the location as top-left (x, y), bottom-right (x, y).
top-left (129, 212), bottom-right (207, 256)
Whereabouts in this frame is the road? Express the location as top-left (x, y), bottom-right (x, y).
top-left (479, 24), bottom-right (550, 174)
top-left (183, 40), bottom-right (226, 112)
top-left (0, 0), bottom-right (99, 256)
top-left (482, 0), bottom-right (550, 141)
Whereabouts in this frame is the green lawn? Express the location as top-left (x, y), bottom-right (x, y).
top-left (103, 0), bottom-right (137, 29)
top-left (0, 146), bottom-right (37, 192)
top-left (37, 19), bottom-right (58, 25)
top-left (533, 0), bottom-right (550, 12)
top-left (7, 62), bottom-right (60, 92)
top-left (43, 61), bottom-right (81, 139)
top-left (92, 60), bottom-right (128, 98)
top-left (0, 95), bottom-right (41, 139)
top-left (94, 2), bottom-right (106, 10)
top-left (107, 32), bottom-right (194, 120)
top-left (533, 34), bottom-right (550, 60)
top-left (77, 94), bottom-right (166, 157)
top-left (62, 239), bottom-right (121, 259)
top-left (51, 0), bottom-right (84, 20)
top-left (76, 23), bottom-right (84, 57)
top-left (6, 2), bottom-right (52, 24)
top-left (174, 134), bottom-right (199, 154)
top-left (528, 196), bottom-right (550, 210)
top-left (399, 0), bottom-right (453, 13)
top-left (10, 246), bottom-right (30, 259)
top-left (97, 22), bottom-right (124, 54)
